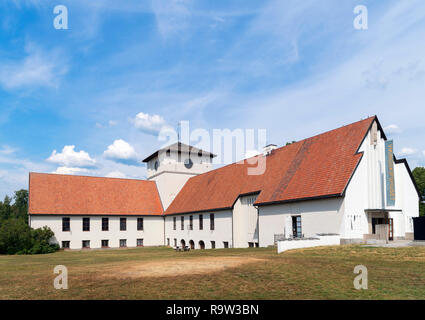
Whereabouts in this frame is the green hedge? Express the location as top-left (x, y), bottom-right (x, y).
top-left (0, 219), bottom-right (59, 255)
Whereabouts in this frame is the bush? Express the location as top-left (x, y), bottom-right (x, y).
top-left (0, 219), bottom-right (59, 255)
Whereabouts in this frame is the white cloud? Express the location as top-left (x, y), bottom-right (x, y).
top-left (0, 145), bottom-right (17, 155)
top-left (103, 139), bottom-right (139, 165)
top-left (130, 112), bottom-right (169, 135)
top-left (423, 151), bottom-right (425, 157)
top-left (399, 147), bottom-right (418, 156)
top-left (52, 167), bottom-right (91, 175)
top-left (384, 124), bottom-right (402, 134)
top-left (151, 0), bottom-right (192, 38)
top-left (0, 44), bottom-right (68, 90)
top-left (105, 171), bottom-right (127, 178)
top-left (47, 145), bottom-right (96, 168)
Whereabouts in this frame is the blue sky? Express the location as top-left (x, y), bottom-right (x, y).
top-left (0, 0), bottom-right (425, 199)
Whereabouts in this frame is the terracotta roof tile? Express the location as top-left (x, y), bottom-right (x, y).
top-left (165, 117), bottom-right (375, 214)
top-left (29, 173), bottom-right (163, 216)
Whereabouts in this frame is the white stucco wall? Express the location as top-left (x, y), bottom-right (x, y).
top-left (342, 120), bottom-right (419, 240)
top-left (164, 210), bottom-right (233, 249)
top-left (258, 198), bottom-right (344, 247)
top-left (233, 194), bottom-right (259, 248)
top-left (29, 215), bottom-right (164, 249)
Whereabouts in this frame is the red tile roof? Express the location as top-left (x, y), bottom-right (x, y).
top-left (165, 116), bottom-right (376, 215)
top-left (29, 173), bottom-right (163, 216)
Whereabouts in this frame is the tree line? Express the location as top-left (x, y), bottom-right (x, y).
top-left (0, 189), bottom-right (59, 255)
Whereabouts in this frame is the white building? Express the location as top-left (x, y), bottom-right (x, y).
top-left (28, 116), bottom-right (422, 249)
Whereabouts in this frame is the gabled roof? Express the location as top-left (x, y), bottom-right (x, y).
top-left (165, 116), bottom-right (377, 215)
top-left (29, 173), bottom-right (163, 216)
top-left (142, 142), bottom-right (216, 163)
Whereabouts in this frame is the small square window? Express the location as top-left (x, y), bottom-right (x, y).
top-left (62, 241), bottom-right (70, 249)
top-left (120, 239), bottom-right (127, 247)
top-left (223, 241), bottom-right (229, 249)
top-left (211, 241), bottom-right (215, 249)
top-left (137, 239), bottom-right (144, 247)
top-left (82, 240), bottom-right (90, 248)
top-left (101, 240), bottom-right (109, 248)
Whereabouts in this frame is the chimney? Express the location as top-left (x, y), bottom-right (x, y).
top-left (263, 144), bottom-right (277, 156)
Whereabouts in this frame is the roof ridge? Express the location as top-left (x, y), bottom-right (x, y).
top-left (29, 172), bottom-right (153, 183)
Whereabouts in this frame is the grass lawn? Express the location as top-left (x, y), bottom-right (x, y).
top-left (0, 245), bottom-right (424, 300)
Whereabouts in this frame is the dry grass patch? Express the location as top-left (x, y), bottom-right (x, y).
top-left (101, 256), bottom-right (265, 279)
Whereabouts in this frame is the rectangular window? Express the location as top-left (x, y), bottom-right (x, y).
top-left (82, 240), bottom-right (90, 248)
top-left (120, 239), bottom-right (127, 247)
top-left (83, 218), bottom-right (90, 232)
top-left (167, 238), bottom-right (170, 246)
top-left (137, 218), bottom-right (144, 231)
top-left (223, 241), bottom-right (229, 248)
top-left (102, 218), bottom-right (109, 231)
top-left (292, 216), bottom-right (302, 238)
top-left (101, 240), bottom-right (109, 248)
top-left (181, 216), bottom-right (184, 230)
top-left (174, 238), bottom-right (177, 247)
top-left (199, 214), bottom-right (203, 230)
top-left (120, 218), bottom-right (127, 231)
top-left (248, 242), bottom-right (254, 248)
top-left (211, 241), bottom-right (215, 249)
top-left (62, 241), bottom-right (70, 249)
top-left (189, 215), bottom-right (193, 230)
top-left (173, 217), bottom-right (177, 230)
top-left (210, 213), bottom-right (215, 231)
top-left (62, 217), bottom-right (70, 232)
top-left (137, 239), bottom-right (144, 247)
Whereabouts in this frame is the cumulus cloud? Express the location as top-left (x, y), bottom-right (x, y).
top-left (399, 147), bottom-right (418, 156)
top-left (103, 139), bottom-right (139, 165)
top-left (130, 112), bottom-right (169, 135)
top-left (0, 44), bottom-right (68, 90)
top-left (384, 124), bottom-right (402, 134)
top-left (47, 145), bottom-right (97, 168)
top-left (52, 167), bottom-right (91, 175)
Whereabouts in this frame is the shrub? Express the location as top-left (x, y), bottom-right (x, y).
top-left (0, 219), bottom-right (59, 255)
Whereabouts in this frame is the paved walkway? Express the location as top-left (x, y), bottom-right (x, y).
top-left (363, 240), bottom-right (425, 248)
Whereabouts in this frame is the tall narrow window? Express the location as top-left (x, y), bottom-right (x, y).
top-left (292, 216), bottom-right (302, 238)
top-left (210, 213), bottom-right (215, 231)
top-left (199, 214), bottom-right (203, 230)
top-left (120, 218), bottom-right (127, 231)
top-left (83, 217), bottom-right (90, 231)
top-left (181, 216), bottom-right (184, 230)
top-left (137, 218), bottom-right (144, 231)
top-left (102, 218), bottom-right (109, 231)
top-left (62, 217), bottom-right (70, 232)
top-left (173, 217), bottom-right (177, 230)
top-left (174, 238), bottom-right (177, 247)
top-left (189, 215), bottom-right (193, 230)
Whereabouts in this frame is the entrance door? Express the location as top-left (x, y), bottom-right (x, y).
top-left (387, 218), bottom-right (394, 241)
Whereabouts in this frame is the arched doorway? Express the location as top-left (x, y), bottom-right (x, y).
top-left (189, 240), bottom-right (195, 250)
top-left (199, 240), bottom-right (205, 250)
top-left (180, 239), bottom-right (186, 248)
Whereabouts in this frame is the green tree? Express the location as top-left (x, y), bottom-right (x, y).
top-left (412, 167), bottom-right (425, 217)
top-left (0, 219), bottom-right (32, 254)
top-left (0, 195), bottom-right (12, 222)
top-left (12, 189), bottom-right (29, 221)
